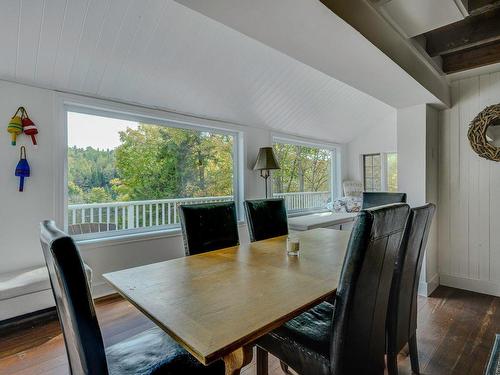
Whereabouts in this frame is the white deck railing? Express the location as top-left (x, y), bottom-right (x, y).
top-left (67, 191), bottom-right (330, 234)
top-left (272, 191), bottom-right (330, 212)
top-left (68, 196), bottom-right (233, 232)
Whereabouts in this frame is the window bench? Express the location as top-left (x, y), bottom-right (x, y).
top-left (288, 212), bottom-right (357, 231)
top-left (0, 264), bottom-right (92, 322)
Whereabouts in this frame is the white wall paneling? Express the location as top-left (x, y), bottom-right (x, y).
top-left (438, 71), bottom-right (500, 296)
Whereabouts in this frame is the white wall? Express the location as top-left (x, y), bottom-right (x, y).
top-left (345, 113), bottom-right (397, 183)
top-left (438, 71), bottom-right (500, 296)
top-left (0, 79), bottom-right (344, 299)
top-left (397, 104), bottom-right (439, 296)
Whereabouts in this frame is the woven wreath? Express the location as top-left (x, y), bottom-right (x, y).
top-left (468, 104), bottom-right (500, 161)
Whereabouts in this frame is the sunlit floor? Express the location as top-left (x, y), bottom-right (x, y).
top-left (0, 286), bottom-right (498, 375)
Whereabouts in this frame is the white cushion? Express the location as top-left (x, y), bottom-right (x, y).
top-left (0, 264), bottom-right (93, 302)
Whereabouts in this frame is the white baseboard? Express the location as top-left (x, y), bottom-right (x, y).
top-left (440, 274), bottom-right (500, 297)
top-left (418, 273), bottom-right (439, 297)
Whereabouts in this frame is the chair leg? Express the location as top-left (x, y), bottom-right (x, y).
top-left (256, 347), bottom-right (268, 375)
top-left (409, 334), bottom-right (420, 374)
top-left (387, 351), bottom-right (398, 375)
top-left (280, 361), bottom-right (294, 374)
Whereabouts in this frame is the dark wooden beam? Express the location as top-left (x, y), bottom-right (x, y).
top-left (424, 7), bottom-right (500, 57)
top-left (442, 40), bottom-right (500, 73)
top-left (469, 0), bottom-right (500, 15)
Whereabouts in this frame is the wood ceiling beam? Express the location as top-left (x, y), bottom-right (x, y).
top-left (424, 7), bottom-right (500, 57)
top-left (468, 0), bottom-right (500, 15)
top-left (442, 40), bottom-right (500, 73)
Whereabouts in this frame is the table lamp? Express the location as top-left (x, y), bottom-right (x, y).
top-left (253, 147), bottom-right (280, 198)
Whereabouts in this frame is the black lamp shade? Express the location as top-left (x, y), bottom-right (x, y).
top-left (253, 147), bottom-right (280, 171)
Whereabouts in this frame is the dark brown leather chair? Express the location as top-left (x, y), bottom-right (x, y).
top-left (362, 192), bottom-right (407, 209)
top-left (387, 203), bottom-right (436, 375)
top-left (256, 203), bottom-right (410, 375)
top-left (179, 201), bottom-right (239, 256)
top-left (244, 198), bottom-right (288, 242)
top-left (40, 220), bottom-right (224, 375)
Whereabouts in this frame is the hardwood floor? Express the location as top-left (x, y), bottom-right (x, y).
top-left (0, 286), bottom-right (498, 375)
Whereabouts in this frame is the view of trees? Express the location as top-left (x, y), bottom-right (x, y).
top-left (387, 153), bottom-right (398, 192)
top-left (68, 124), bottom-right (234, 204)
top-left (272, 143), bottom-right (332, 193)
top-left (68, 120), bottom-right (335, 206)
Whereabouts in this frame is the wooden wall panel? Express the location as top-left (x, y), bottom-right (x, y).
top-left (439, 71), bottom-right (500, 295)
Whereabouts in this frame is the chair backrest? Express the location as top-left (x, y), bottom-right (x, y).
top-left (362, 192), bottom-right (407, 209)
top-left (40, 220), bottom-right (108, 375)
top-left (330, 203), bottom-right (410, 375)
top-left (387, 203), bottom-right (435, 353)
top-left (179, 201), bottom-right (239, 256)
top-left (343, 180), bottom-right (363, 198)
top-left (244, 199), bottom-right (288, 242)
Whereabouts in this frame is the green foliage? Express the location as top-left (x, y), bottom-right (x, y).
top-left (272, 143), bottom-right (331, 193)
top-left (68, 147), bottom-right (117, 204)
top-left (85, 187), bottom-right (112, 203)
top-left (387, 153), bottom-right (398, 192)
top-left (114, 125), bottom-right (233, 200)
top-left (68, 124), bottom-right (234, 204)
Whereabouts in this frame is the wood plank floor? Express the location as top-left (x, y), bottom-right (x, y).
top-left (0, 286), bottom-right (498, 374)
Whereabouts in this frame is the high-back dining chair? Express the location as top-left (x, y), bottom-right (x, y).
top-left (256, 203), bottom-right (410, 375)
top-left (179, 201), bottom-right (239, 255)
top-left (362, 192), bottom-right (407, 209)
top-left (244, 198), bottom-right (288, 242)
top-left (387, 203), bottom-right (436, 375)
top-left (40, 220), bottom-right (224, 375)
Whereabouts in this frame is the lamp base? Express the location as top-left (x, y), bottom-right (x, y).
top-left (259, 170), bottom-right (271, 199)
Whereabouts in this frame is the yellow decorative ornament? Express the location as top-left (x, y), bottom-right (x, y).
top-left (8, 114), bottom-right (23, 146)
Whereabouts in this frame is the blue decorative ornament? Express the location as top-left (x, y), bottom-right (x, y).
top-left (15, 146), bottom-right (30, 192)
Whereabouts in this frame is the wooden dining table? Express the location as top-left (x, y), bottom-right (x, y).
top-left (103, 228), bottom-right (350, 375)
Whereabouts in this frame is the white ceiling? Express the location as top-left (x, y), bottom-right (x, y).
top-left (380, 0), bottom-right (466, 37)
top-left (174, 0), bottom-right (447, 108)
top-left (0, 0), bottom-right (398, 143)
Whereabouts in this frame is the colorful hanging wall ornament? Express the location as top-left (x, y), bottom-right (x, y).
top-left (15, 146), bottom-right (30, 192)
top-left (21, 107), bottom-right (38, 146)
top-left (7, 107), bottom-right (23, 146)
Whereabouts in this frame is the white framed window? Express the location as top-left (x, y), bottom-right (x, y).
top-left (272, 137), bottom-right (340, 213)
top-left (65, 106), bottom-right (241, 240)
top-left (362, 152), bottom-right (397, 192)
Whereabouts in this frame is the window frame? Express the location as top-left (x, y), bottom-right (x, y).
top-left (62, 101), bottom-right (243, 242)
top-left (362, 152), bottom-right (397, 192)
top-left (271, 135), bottom-right (341, 215)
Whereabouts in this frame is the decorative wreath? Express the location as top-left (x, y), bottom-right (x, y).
top-left (468, 104), bottom-right (500, 161)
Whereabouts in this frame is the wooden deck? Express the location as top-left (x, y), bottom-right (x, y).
top-left (0, 286), bottom-right (499, 375)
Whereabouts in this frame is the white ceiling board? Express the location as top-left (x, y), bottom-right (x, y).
top-left (0, 1), bottom-right (20, 77)
top-left (16, 0), bottom-right (44, 81)
top-left (174, 0), bottom-right (445, 108)
top-left (381, 0), bottom-right (466, 37)
top-left (34, 0), bottom-right (67, 85)
top-left (0, 0), bottom-right (396, 144)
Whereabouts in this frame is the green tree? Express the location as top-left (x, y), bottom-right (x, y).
top-left (273, 143), bottom-right (331, 193)
top-left (85, 187), bottom-right (112, 203)
top-left (114, 124), bottom-right (234, 200)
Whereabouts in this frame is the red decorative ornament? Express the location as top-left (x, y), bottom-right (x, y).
top-left (21, 107), bottom-right (38, 145)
